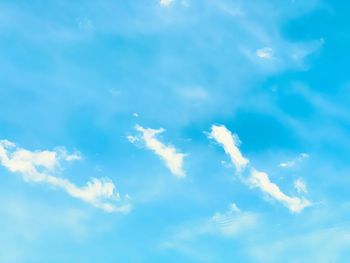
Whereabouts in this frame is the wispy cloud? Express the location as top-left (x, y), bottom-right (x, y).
top-left (256, 47), bottom-right (274, 59)
top-left (164, 203), bottom-right (258, 244)
top-left (211, 203), bottom-right (257, 237)
top-left (209, 125), bottom-right (310, 213)
top-left (160, 203), bottom-right (258, 261)
top-left (130, 125), bottom-right (186, 178)
top-left (0, 140), bottom-right (130, 213)
top-left (280, 153), bottom-right (309, 168)
top-left (76, 17), bottom-right (95, 32)
top-left (294, 178), bottom-right (308, 194)
top-left (160, 0), bottom-right (174, 7)
top-left (249, 225), bottom-right (350, 263)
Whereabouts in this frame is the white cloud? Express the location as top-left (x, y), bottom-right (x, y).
top-left (209, 125), bottom-right (311, 213)
top-left (279, 162), bottom-right (294, 168)
top-left (0, 140), bottom-right (130, 213)
top-left (209, 125), bottom-right (249, 172)
top-left (56, 147), bottom-right (82, 162)
top-left (294, 178), bottom-right (308, 194)
top-left (132, 125), bottom-right (186, 178)
top-left (160, 0), bottom-right (174, 7)
top-left (249, 169), bottom-right (310, 213)
top-left (280, 152), bottom-right (309, 168)
top-left (256, 47), bottom-right (274, 59)
top-left (127, 135), bottom-right (139, 144)
top-left (228, 202), bottom-right (241, 213)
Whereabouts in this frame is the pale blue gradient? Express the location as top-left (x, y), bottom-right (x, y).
top-left (0, 0), bottom-right (350, 262)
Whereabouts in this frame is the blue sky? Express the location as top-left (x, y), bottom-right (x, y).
top-left (1, 0), bottom-right (350, 262)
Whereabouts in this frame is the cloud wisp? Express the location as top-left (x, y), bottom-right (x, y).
top-left (160, 0), bottom-right (174, 7)
top-left (280, 153), bottom-right (309, 168)
top-left (162, 202), bottom-right (258, 255)
top-left (256, 47), bottom-right (274, 59)
top-left (294, 178), bottom-right (308, 194)
top-left (0, 140), bottom-right (130, 213)
top-left (211, 203), bottom-right (257, 237)
top-left (209, 125), bottom-right (310, 213)
top-left (129, 125), bottom-right (186, 178)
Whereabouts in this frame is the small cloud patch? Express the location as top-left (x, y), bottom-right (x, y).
top-left (129, 125), bottom-right (186, 178)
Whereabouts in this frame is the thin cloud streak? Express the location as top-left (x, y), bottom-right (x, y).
top-left (209, 125), bottom-right (311, 213)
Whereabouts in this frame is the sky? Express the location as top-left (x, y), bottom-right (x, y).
top-left (1, 0), bottom-right (350, 262)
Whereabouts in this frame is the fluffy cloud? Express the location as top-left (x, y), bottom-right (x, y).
top-left (131, 125), bottom-right (186, 178)
top-left (209, 125), bottom-right (311, 213)
top-left (209, 125), bottom-right (249, 171)
top-left (0, 140), bottom-right (130, 213)
top-left (249, 169), bottom-right (310, 213)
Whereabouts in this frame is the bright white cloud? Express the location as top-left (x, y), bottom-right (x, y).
top-left (256, 47), bottom-right (274, 59)
top-left (133, 125), bottom-right (186, 178)
top-left (279, 162), bottom-right (294, 168)
top-left (209, 125), bottom-right (249, 171)
top-left (56, 147), bottom-right (82, 162)
top-left (249, 169), bottom-right (310, 213)
top-left (294, 178), bottom-right (308, 194)
top-left (0, 140), bottom-right (130, 213)
top-left (160, 0), bottom-right (174, 7)
top-left (209, 125), bottom-right (311, 213)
